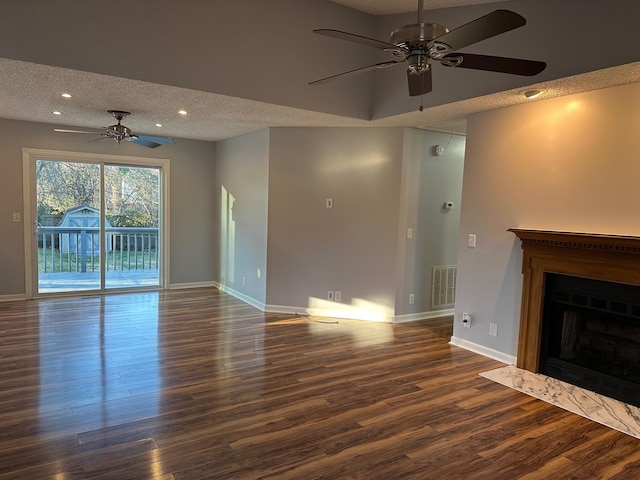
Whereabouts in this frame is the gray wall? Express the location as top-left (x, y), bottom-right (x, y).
top-left (1, 119), bottom-right (468, 324)
top-left (213, 129), bottom-right (270, 306)
top-left (453, 81), bottom-right (640, 362)
top-left (396, 128), bottom-right (465, 316)
top-left (0, 118), bottom-right (215, 296)
top-left (212, 126), bottom-right (467, 321)
top-left (266, 127), bottom-right (405, 319)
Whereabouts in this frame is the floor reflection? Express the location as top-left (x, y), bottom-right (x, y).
top-left (37, 293), bottom-right (160, 438)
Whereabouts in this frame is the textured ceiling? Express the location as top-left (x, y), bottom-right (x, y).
top-left (3, 57), bottom-right (640, 142)
top-left (329, 0), bottom-right (508, 15)
top-left (0, 58), bottom-right (373, 143)
top-left (4, 56), bottom-right (638, 142)
top-left (0, 1), bottom-right (638, 143)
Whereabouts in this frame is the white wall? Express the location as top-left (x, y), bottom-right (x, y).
top-left (453, 81), bottom-right (640, 363)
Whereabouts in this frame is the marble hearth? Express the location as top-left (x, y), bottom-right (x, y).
top-left (480, 365), bottom-right (640, 439)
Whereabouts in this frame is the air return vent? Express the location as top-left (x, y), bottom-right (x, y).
top-left (432, 265), bottom-right (457, 308)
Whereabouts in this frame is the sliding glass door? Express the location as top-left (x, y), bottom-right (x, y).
top-left (36, 160), bottom-right (102, 292)
top-left (24, 149), bottom-right (169, 296)
top-left (103, 164), bottom-right (161, 290)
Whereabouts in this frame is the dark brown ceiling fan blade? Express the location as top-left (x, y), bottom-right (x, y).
top-left (441, 53), bottom-right (546, 76)
top-left (429, 10), bottom-right (526, 52)
top-left (314, 29), bottom-right (405, 53)
top-left (310, 60), bottom-right (404, 85)
top-left (407, 68), bottom-right (432, 96)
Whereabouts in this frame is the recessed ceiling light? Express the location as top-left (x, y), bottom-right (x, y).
top-left (52, 111), bottom-right (62, 115)
top-left (155, 123), bottom-right (163, 127)
top-left (524, 89), bottom-right (546, 99)
top-left (61, 93), bottom-right (72, 98)
top-left (178, 110), bottom-right (188, 115)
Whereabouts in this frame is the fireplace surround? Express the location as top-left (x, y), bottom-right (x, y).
top-left (509, 229), bottom-right (640, 376)
top-left (540, 272), bottom-right (640, 406)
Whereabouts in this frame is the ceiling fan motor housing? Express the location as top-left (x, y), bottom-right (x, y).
top-left (390, 23), bottom-right (449, 47)
top-left (107, 124), bottom-right (133, 141)
top-left (106, 110), bottom-right (134, 142)
top-left (390, 23), bottom-right (451, 74)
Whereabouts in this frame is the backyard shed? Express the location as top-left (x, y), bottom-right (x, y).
top-left (57, 205), bottom-right (112, 254)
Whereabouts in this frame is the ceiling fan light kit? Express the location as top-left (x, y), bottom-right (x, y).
top-left (311, 0), bottom-right (546, 99)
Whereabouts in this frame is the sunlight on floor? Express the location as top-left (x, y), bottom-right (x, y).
top-left (306, 296), bottom-right (393, 323)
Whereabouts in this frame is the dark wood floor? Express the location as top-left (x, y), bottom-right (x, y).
top-left (1, 288), bottom-right (639, 479)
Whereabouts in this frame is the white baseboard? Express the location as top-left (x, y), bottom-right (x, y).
top-left (169, 281), bottom-right (216, 290)
top-left (0, 294), bottom-right (27, 303)
top-left (393, 308), bottom-right (454, 323)
top-left (449, 336), bottom-right (516, 365)
top-left (263, 304), bottom-right (454, 324)
top-left (220, 291), bottom-right (452, 324)
top-left (264, 304), bottom-right (307, 315)
top-left (217, 284), bottom-right (266, 311)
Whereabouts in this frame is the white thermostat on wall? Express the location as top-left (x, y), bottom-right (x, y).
top-left (433, 145), bottom-right (445, 156)
top-left (444, 201), bottom-right (455, 210)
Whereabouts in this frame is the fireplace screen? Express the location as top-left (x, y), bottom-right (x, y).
top-left (540, 273), bottom-right (640, 407)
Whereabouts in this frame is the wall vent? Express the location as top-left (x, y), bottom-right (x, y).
top-left (432, 265), bottom-right (457, 308)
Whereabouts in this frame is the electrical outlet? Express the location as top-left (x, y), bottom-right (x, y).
top-left (489, 323), bottom-right (498, 337)
top-left (242, 277), bottom-right (246, 286)
top-left (462, 312), bottom-right (471, 328)
top-left (407, 228), bottom-right (413, 239)
top-left (327, 291), bottom-right (334, 301)
top-left (12, 212), bottom-right (20, 223)
top-left (409, 293), bottom-right (415, 304)
top-left (468, 234), bottom-right (477, 248)
top-left (334, 291), bottom-right (342, 302)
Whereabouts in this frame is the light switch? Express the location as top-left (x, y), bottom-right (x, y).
top-left (12, 212), bottom-right (20, 223)
top-left (468, 233), bottom-right (477, 248)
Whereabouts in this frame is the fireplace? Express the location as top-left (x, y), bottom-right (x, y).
top-left (541, 273), bottom-right (640, 406)
top-left (510, 229), bottom-right (640, 405)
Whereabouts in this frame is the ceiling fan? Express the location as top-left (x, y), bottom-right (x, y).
top-left (54, 110), bottom-right (175, 148)
top-left (310, 0), bottom-right (546, 97)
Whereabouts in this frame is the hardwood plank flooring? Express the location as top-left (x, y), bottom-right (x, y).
top-left (0, 288), bottom-right (638, 479)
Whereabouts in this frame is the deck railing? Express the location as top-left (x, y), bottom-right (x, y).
top-left (38, 226), bottom-right (159, 273)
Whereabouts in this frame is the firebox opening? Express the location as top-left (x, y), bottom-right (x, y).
top-left (540, 273), bottom-right (640, 407)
